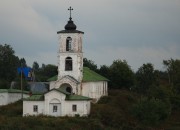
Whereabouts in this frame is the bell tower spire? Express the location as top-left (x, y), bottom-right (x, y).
top-left (57, 7), bottom-right (84, 83)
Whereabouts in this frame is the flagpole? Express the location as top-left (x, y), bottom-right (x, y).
top-left (21, 64), bottom-right (23, 100)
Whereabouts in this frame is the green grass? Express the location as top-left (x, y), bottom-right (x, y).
top-left (0, 90), bottom-right (179, 130)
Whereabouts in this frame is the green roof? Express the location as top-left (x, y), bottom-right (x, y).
top-left (47, 75), bottom-right (57, 82)
top-left (24, 89), bottom-right (91, 101)
top-left (47, 67), bottom-right (109, 82)
top-left (0, 89), bottom-right (29, 94)
top-left (23, 94), bottom-right (44, 101)
top-left (66, 94), bottom-right (92, 100)
top-left (83, 67), bottom-right (109, 82)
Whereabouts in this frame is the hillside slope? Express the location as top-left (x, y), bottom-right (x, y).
top-left (0, 90), bottom-right (179, 130)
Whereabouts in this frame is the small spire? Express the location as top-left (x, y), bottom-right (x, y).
top-left (68, 6), bottom-right (73, 21)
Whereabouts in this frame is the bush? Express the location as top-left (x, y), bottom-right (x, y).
top-left (171, 95), bottom-right (180, 110)
top-left (132, 97), bottom-right (171, 126)
top-left (0, 79), bottom-right (10, 89)
top-left (97, 96), bottom-right (111, 104)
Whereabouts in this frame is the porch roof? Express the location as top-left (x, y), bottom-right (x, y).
top-left (23, 94), bottom-right (44, 101)
top-left (23, 88), bottom-right (91, 101)
top-left (66, 94), bottom-right (92, 101)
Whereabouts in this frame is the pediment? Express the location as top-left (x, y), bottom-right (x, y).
top-left (56, 75), bottom-right (79, 84)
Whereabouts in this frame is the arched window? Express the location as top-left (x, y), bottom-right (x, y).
top-left (66, 37), bottom-right (72, 51)
top-left (65, 57), bottom-right (72, 71)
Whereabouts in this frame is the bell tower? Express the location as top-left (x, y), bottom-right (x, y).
top-left (57, 7), bottom-right (84, 82)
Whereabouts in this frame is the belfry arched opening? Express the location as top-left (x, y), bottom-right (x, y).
top-left (60, 83), bottom-right (72, 93)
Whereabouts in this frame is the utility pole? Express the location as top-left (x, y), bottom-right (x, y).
top-left (21, 63), bottom-right (23, 100)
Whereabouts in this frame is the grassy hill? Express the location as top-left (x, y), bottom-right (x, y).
top-left (0, 89), bottom-right (179, 130)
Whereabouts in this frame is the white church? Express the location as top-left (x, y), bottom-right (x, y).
top-left (23, 7), bottom-right (108, 117)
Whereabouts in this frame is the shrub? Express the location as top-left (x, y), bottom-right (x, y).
top-left (132, 97), bottom-right (171, 126)
top-left (98, 96), bottom-right (111, 104)
top-left (0, 79), bottom-right (10, 89)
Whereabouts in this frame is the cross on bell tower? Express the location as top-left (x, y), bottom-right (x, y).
top-left (68, 6), bottom-right (73, 20)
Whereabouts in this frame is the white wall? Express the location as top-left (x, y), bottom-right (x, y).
top-left (49, 81), bottom-right (56, 90)
top-left (0, 93), bottom-right (29, 106)
top-left (8, 93), bottom-right (29, 104)
top-left (23, 90), bottom-right (91, 117)
top-left (82, 81), bottom-right (108, 100)
top-left (44, 90), bottom-right (91, 117)
top-left (58, 53), bottom-right (83, 82)
top-left (44, 90), bottom-right (66, 116)
top-left (65, 101), bottom-right (90, 117)
top-left (57, 33), bottom-right (83, 83)
top-left (23, 101), bottom-right (44, 116)
top-left (0, 93), bottom-right (8, 106)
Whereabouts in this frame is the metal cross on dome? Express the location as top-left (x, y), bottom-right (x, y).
top-left (68, 6), bottom-right (73, 20)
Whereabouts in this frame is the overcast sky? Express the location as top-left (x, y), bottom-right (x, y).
top-left (0, 0), bottom-right (180, 71)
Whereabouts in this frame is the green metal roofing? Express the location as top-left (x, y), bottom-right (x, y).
top-left (47, 67), bottom-right (109, 82)
top-left (23, 94), bottom-right (44, 101)
top-left (83, 67), bottom-right (109, 82)
top-left (47, 75), bottom-right (57, 82)
top-left (66, 94), bottom-right (92, 101)
top-left (24, 89), bottom-right (91, 101)
top-left (0, 89), bottom-right (29, 94)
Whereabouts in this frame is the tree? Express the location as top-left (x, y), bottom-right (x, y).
top-left (0, 44), bottom-right (20, 86)
top-left (19, 58), bottom-right (27, 67)
top-left (163, 59), bottom-right (180, 94)
top-left (32, 61), bottom-right (39, 72)
top-left (132, 97), bottom-right (171, 126)
top-left (83, 58), bottom-right (98, 72)
top-left (135, 63), bottom-right (158, 94)
top-left (99, 65), bottom-right (110, 79)
top-left (109, 60), bottom-right (135, 89)
top-left (36, 64), bottom-right (58, 81)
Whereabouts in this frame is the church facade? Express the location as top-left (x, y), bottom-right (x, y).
top-left (23, 7), bottom-right (108, 117)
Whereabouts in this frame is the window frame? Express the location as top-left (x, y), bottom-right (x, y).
top-left (65, 57), bottom-right (73, 71)
top-left (72, 104), bottom-right (77, 112)
top-left (53, 105), bottom-right (58, 112)
top-left (66, 37), bottom-right (72, 51)
top-left (33, 105), bottom-right (38, 112)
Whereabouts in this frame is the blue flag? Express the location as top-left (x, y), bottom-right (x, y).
top-left (17, 67), bottom-right (33, 81)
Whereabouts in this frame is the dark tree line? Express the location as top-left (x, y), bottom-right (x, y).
top-left (1, 44), bottom-right (180, 94)
top-left (84, 57), bottom-right (180, 125)
top-left (32, 61), bottom-right (58, 82)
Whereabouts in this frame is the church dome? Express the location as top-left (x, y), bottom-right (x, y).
top-left (65, 19), bottom-right (77, 30)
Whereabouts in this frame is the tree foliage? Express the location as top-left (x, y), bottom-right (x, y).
top-left (109, 60), bottom-right (135, 89)
top-left (99, 65), bottom-right (110, 80)
top-left (163, 59), bottom-right (180, 94)
top-left (19, 58), bottom-right (27, 67)
top-left (33, 63), bottom-right (58, 82)
top-left (135, 63), bottom-right (158, 94)
top-left (32, 61), bottom-right (39, 72)
top-left (132, 97), bottom-right (171, 126)
top-left (83, 58), bottom-right (98, 72)
top-left (0, 44), bottom-right (20, 88)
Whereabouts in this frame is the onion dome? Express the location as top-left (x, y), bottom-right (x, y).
top-left (57, 7), bottom-right (84, 34)
top-left (65, 19), bottom-right (77, 30)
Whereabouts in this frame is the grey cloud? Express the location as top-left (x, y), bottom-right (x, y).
top-left (0, 0), bottom-right (179, 70)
